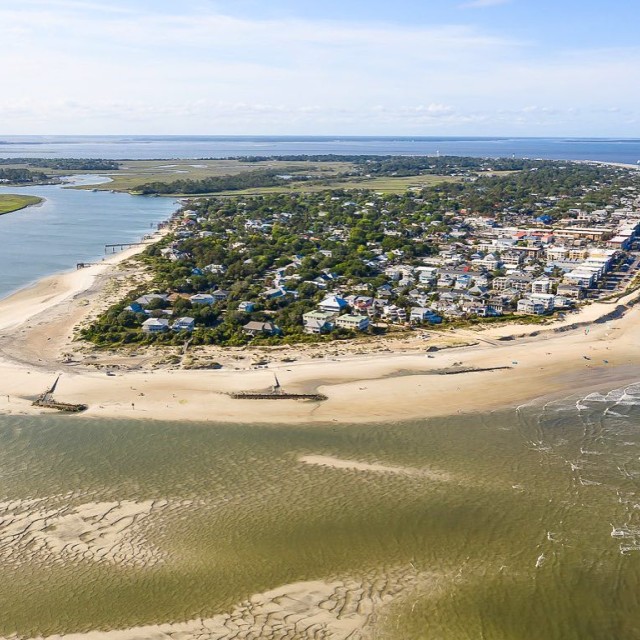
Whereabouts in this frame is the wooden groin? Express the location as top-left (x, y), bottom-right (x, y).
top-left (32, 375), bottom-right (88, 413)
top-left (230, 392), bottom-right (327, 401)
top-left (32, 398), bottom-right (88, 413)
top-left (230, 374), bottom-right (326, 401)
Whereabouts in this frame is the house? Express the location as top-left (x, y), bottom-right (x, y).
top-left (142, 318), bottom-right (170, 333)
top-left (242, 321), bottom-right (281, 337)
top-left (335, 314), bottom-right (370, 331)
top-left (319, 295), bottom-right (348, 314)
top-left (172, 317), bottom-right (195, 332)
top-left (531, 277), bottom-right (552, 294)
top-left (135, 294), bottom-right (168, 308)
top-left (302, 311), bottom-right (335, 334)
top-left (410, 307), bottom-right (442, 324)
top-left (190, 293), bottom-right (216, 305)
top-left (238, 301), bottom-right (256, 313)
top-left (557, 283), bottom-right (584, 299)
top-left (262, 287), bottom-right (286, 300)
top-left (211, 289), bottom-right (230, 302)
top-left (125, 301), bottom-right (144, 313)
top-left (516, 298), bottom-right (547, 315)
top-left (529, 293), bottom-right (555, 311)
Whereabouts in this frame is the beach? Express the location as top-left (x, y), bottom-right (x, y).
top-left (1, 243), bottom-right (639, 424)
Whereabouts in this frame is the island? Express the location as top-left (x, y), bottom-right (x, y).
top-left (0, 194), bottom-right (43, 215)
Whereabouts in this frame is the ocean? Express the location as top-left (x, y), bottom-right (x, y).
top-left (0, 390), bottom-right (639, 639)
top-left (1, 135), bottom-right (640, 164)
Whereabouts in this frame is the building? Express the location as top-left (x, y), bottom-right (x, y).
top-left (172, 317), bottom-right (195, 332)
top-left (238, 301), bottom-right (256, 312)
top-left (142, 318), bottom-right (170, 333)
top-left (211, 289), bottom-right (230, 302)
top-left (410, 307), bottom-right (442, 324)
top-left (190, 293), bottom-right (216, 305)
top-left (516, 299), bottom-right (547, 315)
top-left (531, 278), bottom-right (552, 294)
top-left (242, 321), bottom-right (280, 337)
top-left (335, 314), bottom-right (370, 331)
top-left (319, 295), bottom-right (348, 314)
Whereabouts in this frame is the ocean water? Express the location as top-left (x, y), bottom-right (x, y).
top-left (0, 391), bottom-right (639, 639)
top-left (0, 177), bottom-right (177, 300)
top-left (1, 135), bottom-right (640, 163)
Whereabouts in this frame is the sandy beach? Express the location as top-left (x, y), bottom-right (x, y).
top-left (0, 242), bottom-right (639, 425)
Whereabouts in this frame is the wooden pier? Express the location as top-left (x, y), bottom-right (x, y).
top-left (104, 242), bottom-right (146, 254)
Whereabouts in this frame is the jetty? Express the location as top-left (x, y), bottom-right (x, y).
top-left (32, 375), bottom-right (88, 413)
top-left (230, 374), bottom-right (327, 402)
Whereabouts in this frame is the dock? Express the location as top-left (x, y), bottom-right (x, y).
top-left (104, 242), bottom-right (146, 254)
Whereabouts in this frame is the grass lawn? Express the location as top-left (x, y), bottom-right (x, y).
top-left (0, 194), bottom-right (43, 215)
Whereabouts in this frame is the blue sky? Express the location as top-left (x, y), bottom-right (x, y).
top-left (1, 0), bottom-right (639, 136)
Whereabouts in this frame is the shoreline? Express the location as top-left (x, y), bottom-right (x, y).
top-left (1, 241), bottom-right (640, 424)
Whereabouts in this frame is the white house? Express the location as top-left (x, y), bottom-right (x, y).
top-left (410, 307), bottom-right (442, 324)
top-left (190, 293), bottom-right (216, 305)
top-left (516, 298), bottom-right (547, 315)
top-left (335, 314), bottom-right (370, 331)
top-left (142, 318), bottom-right (170, 333)
top-left (302, 310), bottom-right (335, 334)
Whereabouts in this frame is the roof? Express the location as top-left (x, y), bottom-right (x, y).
top-left (142, 318), bottom-right (169, 327)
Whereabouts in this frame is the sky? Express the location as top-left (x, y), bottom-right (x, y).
top-left (1, 0), bottom-right (639, 136)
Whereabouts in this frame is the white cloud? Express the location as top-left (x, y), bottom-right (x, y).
top-left (0, 3), bottom-right (637, 136)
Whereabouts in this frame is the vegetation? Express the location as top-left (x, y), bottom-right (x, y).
top-left (136, 168), bottom-right (311, 195)
top-left (0, 158), bottom-right (120, 171)
top-left (0, 168), bottom-right (49, 184)
top-left (0, 194), bottom-right (43, 215)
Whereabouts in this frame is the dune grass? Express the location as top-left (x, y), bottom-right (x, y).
top-left (0, 194), bottom-right (43, 215)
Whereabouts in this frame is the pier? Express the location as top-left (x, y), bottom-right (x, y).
top-left (104, 242), bottom-right (146, 253)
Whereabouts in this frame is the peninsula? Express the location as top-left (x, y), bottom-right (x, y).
top-left (0, 156), bottom-right (639, 422)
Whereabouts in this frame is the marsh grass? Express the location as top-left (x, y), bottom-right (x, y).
top-left (0, 194), bottom-right (42, 215)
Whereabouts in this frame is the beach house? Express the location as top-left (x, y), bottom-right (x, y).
top-left (142, 318), bottom-right (170, 333)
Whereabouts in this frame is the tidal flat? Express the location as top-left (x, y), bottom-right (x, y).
top-left (1, 392), bottom-right (640, 639)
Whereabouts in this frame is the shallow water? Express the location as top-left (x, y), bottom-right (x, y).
top-left (0, 176), bottom-right (177, 299)
top-left (1, 390), bottom-right (639, 639)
